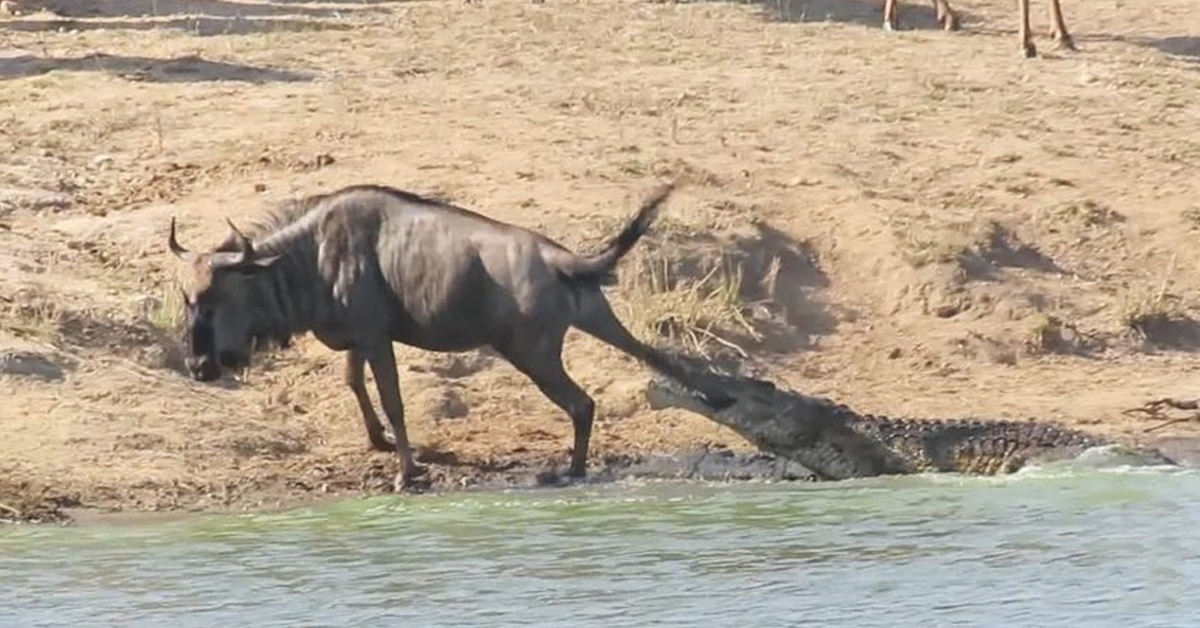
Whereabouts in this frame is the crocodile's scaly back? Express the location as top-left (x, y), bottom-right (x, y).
top-left (850, 415), bottom-right (1107, 475)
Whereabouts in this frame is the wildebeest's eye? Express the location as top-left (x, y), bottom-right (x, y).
top-left (182, 295), bottom-right (202, 325)
top-left (189, 288), bottom-right (223, 313)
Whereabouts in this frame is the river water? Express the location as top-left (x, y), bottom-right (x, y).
top-left (3, 452), bottom-right (1198, 628)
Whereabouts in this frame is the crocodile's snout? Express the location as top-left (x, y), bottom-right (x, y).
top-left (646, 375), bottom-right (736, 413)
top-left (646, 375), bottom-right (698, 409)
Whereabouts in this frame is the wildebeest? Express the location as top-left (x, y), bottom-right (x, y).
top-left (167, 182), bottom-right (686, 490)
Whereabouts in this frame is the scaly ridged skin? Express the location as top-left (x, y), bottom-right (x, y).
top-left (849, 414), bottom-right (1107, 475)
top-left (644, 357), bottom-right (1170, 480)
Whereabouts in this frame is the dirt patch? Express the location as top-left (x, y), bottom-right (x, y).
top-left (0, 474), bottom-right (79, 525)
top-left (2, 0), bottom-right (1200, 523)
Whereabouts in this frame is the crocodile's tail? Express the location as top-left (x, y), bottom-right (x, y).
top-left (854, 415), bottom-right (1116, 475)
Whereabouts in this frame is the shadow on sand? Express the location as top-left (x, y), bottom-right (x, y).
top-left (0, 52), bottom-right (313, 83)
top-left (1, 0), bottom-right (381, 36)
top-left (676, 0), bottom-right (968, 31)
top-left (1, 17), bottom-right (358, 37)
top-left (1140, 35), bottom-right (1200, 64)
top-left (8, 0), bottom-right (373, 18)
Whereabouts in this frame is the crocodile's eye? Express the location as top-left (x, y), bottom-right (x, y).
top-left (703, 392), bottom-right (736, 410)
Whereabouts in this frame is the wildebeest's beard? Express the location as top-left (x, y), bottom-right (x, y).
top-left (183, 300), bottom-right (220, 381)
top-left (182, 293), bottom-right (258, 382)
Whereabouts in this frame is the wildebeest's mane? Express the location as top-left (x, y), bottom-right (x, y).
top-left (209, 195), bottom-right (320, 254)
top-left (251, 183), bottom-right (440, 234)
top-left (247, 192), bottom-right (331, 237)
top-left (221, 184), bottom-right (532, 258)
top-left (222, 189), bottom-right (338, 251)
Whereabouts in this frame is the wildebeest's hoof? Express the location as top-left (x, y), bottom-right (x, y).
top-left (392, 464), bottom-right (430, 493)
top-left (535, 469), bottom-right (572, 487)
top-left (537, 466), bottom-right (591, 487)
top-left (394, 475), bottom-right (432, 494)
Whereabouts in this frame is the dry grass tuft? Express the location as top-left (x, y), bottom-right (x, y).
top-left (144, 283), bottom-right (184, 334)
top-left (1120, 287), bottom-right (1186, 338)
top-left (889, 213), bottom-right (989, 269)
top-left (616, 243), bottom-right (761, 359)
top-left (0, 288), bottom-right (65, 342)
top-left (1024, 312), bottom-right (1060, 354)
top-left (1043, 198), bottom-right (1125, 228)
top-left (1119, 255), bottom-right (1189, 338)
top-left (1021, 312), bottom-right (1102, 356)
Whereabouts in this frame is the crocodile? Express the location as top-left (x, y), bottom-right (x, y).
top-left (644, 357), bottom-right (1176, 480)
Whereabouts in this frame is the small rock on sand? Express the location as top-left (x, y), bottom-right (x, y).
top-left (0, 350), bottom-right (68, 381)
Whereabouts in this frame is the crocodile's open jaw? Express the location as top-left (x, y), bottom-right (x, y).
top-left (646, 375), bottom-right (735, 415)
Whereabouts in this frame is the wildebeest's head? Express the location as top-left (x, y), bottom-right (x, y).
top-left (167, 218), bottom-right (280, 382)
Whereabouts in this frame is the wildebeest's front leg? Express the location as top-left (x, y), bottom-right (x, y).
top-left (364, 343), bottom-right (422, 490)
top-left (345, 349), bottom-right (393, 452)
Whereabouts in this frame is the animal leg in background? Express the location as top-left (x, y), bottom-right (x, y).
top-left (882, 0), bottom-right (958, 31)
top-left (933, 0), bottom-right (958, 30)
top-left (1045, 0), bottom-right (1074, 51)
top-left (1020, 0), bottom-right (1074, 57)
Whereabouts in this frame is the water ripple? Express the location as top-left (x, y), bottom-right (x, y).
top-left (3, 469), bottom-right (1200, 627)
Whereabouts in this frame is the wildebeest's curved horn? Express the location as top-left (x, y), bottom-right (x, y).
top-left (168, 217), bottom-right (192, 261)
top-left (225, 218), bottom-right (255, 264)
top-left (209, 218), bottom-right (279, 273)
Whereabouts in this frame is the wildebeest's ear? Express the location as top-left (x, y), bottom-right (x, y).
top-left (230, 254), bottom-right (282, 275)
top-left (207, 249), bottom-right (279, 274)
top-left (214, 231), bottom-right (242, 253)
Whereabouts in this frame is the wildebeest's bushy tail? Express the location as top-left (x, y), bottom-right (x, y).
top-left (557, 182), bottom-right (675, 286)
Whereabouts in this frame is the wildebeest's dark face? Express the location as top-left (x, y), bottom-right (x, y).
top-left (167, 218), bottom-right (278, 382)
top-left (180, 267), bottom-right (261, 381)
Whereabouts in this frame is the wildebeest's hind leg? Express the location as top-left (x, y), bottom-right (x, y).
top-left (345, 349), bottom-right (393, 452)
top-left (497, 334), bottom-right (596, 478)
top-left (364, 343), bottom-right (423, 490)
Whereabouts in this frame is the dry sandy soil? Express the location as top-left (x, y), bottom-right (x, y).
top-left (2, 0), bottom-right (1200, 524)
